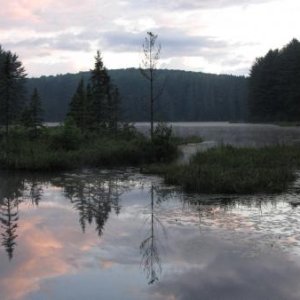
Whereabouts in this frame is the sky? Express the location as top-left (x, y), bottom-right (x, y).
top-left (0, 0), bottom-right (299, 77)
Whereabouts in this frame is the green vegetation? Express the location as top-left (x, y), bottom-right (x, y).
top-left (0, 44), bottom-right (179, 172)
top-left (3, 39), bottom-right (300, 196)
top-left (21, 88), bottom-right (44, 137)
top-left (27, 69), bottom-right (248, 123)
top-left (159, 145), bottom-right (300, 194)
top-left (68, 51), bottom-right (120, 133)
top-left (0, 45), bottom-right (26, 137)
top-left (0, 123), bottom-right (178, 171)
top-left (171, 135), bottom-right (203, 145)
top-left (249, 38), bottom-right (300, 122)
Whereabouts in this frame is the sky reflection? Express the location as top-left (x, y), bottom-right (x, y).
top-left (1, 170), bottom-right (300, 299)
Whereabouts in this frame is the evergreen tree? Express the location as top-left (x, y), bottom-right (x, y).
top-left (22, 88), bottom-right (44, 136)
top-left (90, 51), bottom-right (109, 129)
top-left (85, 83), bottom-right (94, 130)
top-left (89, 51), bottom-right (119, 132)
top-left (107, 86), bottom-right (120, 133)
top-left (68, 78), bottom-right (87, 130)
top-left (0, 47), bottom-right (26, 136)
top-left (249, 39), bottom-right (300, 121)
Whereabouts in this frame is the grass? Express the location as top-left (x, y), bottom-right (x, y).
top-left (4, 125), bottom-right (300, 195)
top-left (275, 122), bottom-right (300, 127)
top-left (171, 135), bottom-right (203, 145)
top-left (0, 125), bottom-right (179, 171)
top-left (160, 145), bottom-right (300, 194)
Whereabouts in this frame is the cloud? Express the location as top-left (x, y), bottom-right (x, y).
top-left (6, 33), bottom-right (92, 52)
top-left (129, 0), bottom-right (276, 11)
top-left (0, 0), bottom-right (298, 76)
top-left (150, 246), bottom-right (300, 300)
top-left (101, 28), bottom-right (231, 57)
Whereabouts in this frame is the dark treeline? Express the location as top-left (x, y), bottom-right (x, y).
top-left (27, 69), bottom-right (248, 122)
top-left (249, 39), bottom-right (300, 122)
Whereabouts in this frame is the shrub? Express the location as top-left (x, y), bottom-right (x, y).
top-left (152, 122), bottom-right (178, 162)
top-left (50, 118), bottom-right (83, 151)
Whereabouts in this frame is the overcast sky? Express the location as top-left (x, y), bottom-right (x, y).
top-left (1, 0), bottom-right (299, 77)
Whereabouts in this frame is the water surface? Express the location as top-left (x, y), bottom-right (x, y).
top-left (1, 169), bottom-right (300, 300)
top-left (136, 122), bottom-right (300, 147)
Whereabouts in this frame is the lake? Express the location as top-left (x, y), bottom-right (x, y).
top-left (2, 123), bottom-right (300, 300)
top-left (135, 122), bottom-right (300, 146)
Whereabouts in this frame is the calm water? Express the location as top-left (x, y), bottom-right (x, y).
top-left (2, 123), bottom-right (300, 300)
top-left (136, 122), bottom-right (300, 146)
top-left (1, 169), bottom-right (300, 300)
top-left (47, 122), bottom-right (300, 147)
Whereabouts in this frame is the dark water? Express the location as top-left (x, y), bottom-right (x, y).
top-left (1, 169), bottom-right (300, 300)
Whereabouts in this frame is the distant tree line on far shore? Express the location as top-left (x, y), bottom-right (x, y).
top-left (27, 69), bottom-right (249, 123)
top-left (2, 38), bottom-right (300, 128)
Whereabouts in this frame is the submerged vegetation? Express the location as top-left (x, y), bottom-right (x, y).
top-left (161, 145), bottom-right (300, 194)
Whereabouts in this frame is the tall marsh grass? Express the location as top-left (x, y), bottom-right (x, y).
top-left (164, 145), bottom-right (300, 194)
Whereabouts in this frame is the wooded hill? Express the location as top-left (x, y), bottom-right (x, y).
top-left (27, 69), bottom-right (248, 122)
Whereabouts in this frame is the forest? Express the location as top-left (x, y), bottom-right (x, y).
top-left (27, 69), bottom-right (248, 122)
top-left (248, 39), bottom-right (300, 121)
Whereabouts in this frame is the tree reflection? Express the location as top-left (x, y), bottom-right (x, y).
top-left (28, 179), bottom-right (43, 206)
top-left (57, 173), bottom-right (125, 236)
top-left (140, 185), bottom-right (166, 284)
top-left (0, 198), bottom-right (18, 260)
top-left (0, 175), bottom-right (25, 260)
top-left (0, 173), bottom-right (44, 260)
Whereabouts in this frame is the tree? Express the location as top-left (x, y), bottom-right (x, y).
top-left (248, 38), bottom-right (300, 122)
top-left (89, 51), bottom-right (119, 132)
top-left (107, 85), bottom-right (120, 133)
top-left (140, 32), bottom-right (161, 140)
top-left (0, 47), bottom-right (26, 137)
top-left (22, 88), bottom-right (44, 136)
top-left (90, 51), bottom-right (110, 129)
top-left (68, 78), bottom-right (87, 130)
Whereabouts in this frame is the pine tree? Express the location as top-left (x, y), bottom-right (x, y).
top-left (90, 51), bottom-right (109, 129)
top-left (89, 51), bottom-right (119, 132)
top-left (0, 47), bottom-right (26, 137)
top-left (22, 88), bottom-right (44, 136)
top-left (68, 78), bottom-right (86, 130)
top-left (249, 39), bottom-right (300, 121)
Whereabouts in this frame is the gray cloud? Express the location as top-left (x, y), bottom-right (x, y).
top-left (132, 0), bottom-right (276, 11)
top-left (101, 29), bottom-right (231, 58)
top-left (5, 33), bottom-right (91, 52)
top-left (150, 250), bottom-right (300, 300)
top-left (0, 0), bottom-right (278, 76)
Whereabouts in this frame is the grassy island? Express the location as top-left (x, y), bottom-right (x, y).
top-left (0, 123), bottom-right (179, 171)
top-left (2, 121), bottom-right (300, 195)
top-left (160, 145), bottom-right (300, 194)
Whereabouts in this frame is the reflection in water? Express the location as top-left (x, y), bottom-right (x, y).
top-left (140, 185), bottom-right (166, 284)
top-left (0, 175), bottom-right (24, 260)
top-left (1, 170), bottom-right (300, 299)
top-left (27, 180), bottom-right (43, 206)
top-left (54, 173), bottom-right (126, 236)
top-left (0, 197), bottom-right (19, 260)
top-left (0, 174), bottom-right (45, 260)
